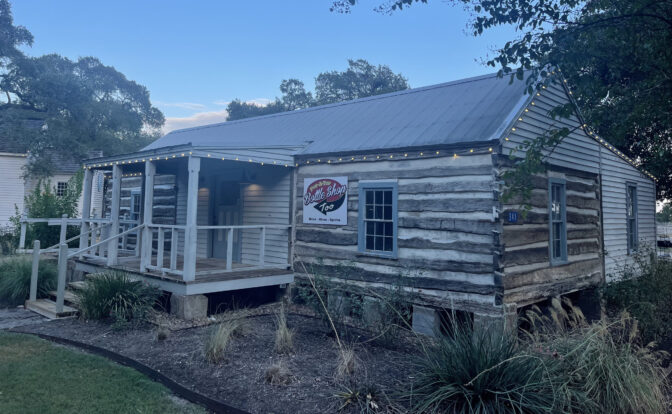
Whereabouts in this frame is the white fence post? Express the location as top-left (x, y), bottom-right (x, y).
top-left (29, 240), bottom-right (40, 302)
top-left (140, 160), bottom-right (155, 272)
top-left (56, 243), bottom-right (68, 314)
top-left (107, 164), bottom-right (121, 266)
top-left (226, 229), bottom-right (233, 270)
top-left (19, 213), bottom-right (27, 250)
top-left (59, 214), bottom-right (68, 245)
top-left (183, 156), bottom-right (200, 281)
top-left (259, 226), bottom-right (265, 266)
top-left (79, 168), bottom-right (93, 256)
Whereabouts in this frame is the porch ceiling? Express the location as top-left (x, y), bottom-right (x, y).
top-left (82, 144), bottom-right (299, 170)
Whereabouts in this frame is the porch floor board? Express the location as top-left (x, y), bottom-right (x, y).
top-left (75, 254), bottom-right (291, 286)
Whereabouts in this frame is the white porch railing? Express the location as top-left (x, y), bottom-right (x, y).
top-left (195, 224), bottom-right (292, 276)
top-left (144, 224), bottom-right (186, 276)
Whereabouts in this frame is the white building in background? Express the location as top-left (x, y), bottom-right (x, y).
top-left (0, 137), bottom-right (105, 228)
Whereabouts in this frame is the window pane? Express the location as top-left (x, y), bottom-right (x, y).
top-left (375, 206), bottom-right (383, 219)
top-left (383, 205), bottom-right (392, 220)
top-left (375, 191), bottom-right (383, 204)
top-left (374, 236), bottom-right (383, 251)
top-left (366, 205), bottom-right (374, 219)
top-left (375, 221), bottom-right (384, 236)
top-left (366, 221), bottom-right (374, 236)
top-left (384, 221), bottom-right (393, 237)
top-left (384, 237), bottom-right (393, 251)
top-left (384, 190), bottom-right (392, 205)
top-left (366, 190), bottom-right (373, 204)
top-left (366, 235), bottom-right (374, 250)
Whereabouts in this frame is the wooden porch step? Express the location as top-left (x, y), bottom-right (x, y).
top-left (25, 299), bottom-right (77, 319)
top-left (47, 289), bottom-right (79, 306)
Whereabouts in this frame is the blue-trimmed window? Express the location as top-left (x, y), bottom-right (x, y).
top-left (548, 178), bottom-right (567, 264)
top-left (358, 182), bottom-right (398, 258)
top-left (626, 183), bottom-right (638, 254)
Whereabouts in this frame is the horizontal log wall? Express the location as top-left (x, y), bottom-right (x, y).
top-left (498, 160), bottom-right (603, 307)
top-left (104, 175), bottom-right (177, 225)
top-left (293, 153), bottom-right (502, 315)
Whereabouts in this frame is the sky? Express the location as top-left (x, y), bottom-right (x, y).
top-left (11, 0), bottom-right (517, 133)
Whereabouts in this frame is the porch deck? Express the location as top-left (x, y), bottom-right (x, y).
top-left (73, 254), bottom-right (294, 296)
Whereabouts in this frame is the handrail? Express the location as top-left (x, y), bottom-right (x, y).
top-left (196, 224), bottom-right (291, 230)
top-left (67, 224), bottom-right (145, 259)
top-left (147, 224), bottom-right (187, 230)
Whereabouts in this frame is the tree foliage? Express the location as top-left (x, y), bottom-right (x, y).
top-left (335, 0), bottom-right (672, 199)
top-left (657, 203), bottom-right (672, 223)
top-left (226, 59), bottom-right (409, 121)
top-left (0, 0), bottom-right (164, 176)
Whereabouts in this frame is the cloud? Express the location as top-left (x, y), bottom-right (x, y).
top-left (213, 98), bottom-right (274, 107)
top-left (161, 98), bottom-right (275, 134)
top-left (155, 101), bottom-right (208, 111)
top-left (163, 109), bottom-right (229, 134)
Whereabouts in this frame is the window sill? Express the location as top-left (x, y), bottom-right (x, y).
top-left (356, 251), bottom-right (398, 260)
top-left (549, 259), bottom-right (568, 267)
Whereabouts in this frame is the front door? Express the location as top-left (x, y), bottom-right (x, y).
top-left (211, 180), bottom-right (242, 261)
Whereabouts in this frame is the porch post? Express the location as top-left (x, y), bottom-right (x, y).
top-left (140, 160), bottom-right (155, 272)
top-left (107, 164), bottom-right (121, 266)
top-left (78, 168), bottom-right (93, 257)
top-left (183, 156), bottom-right (200, 281)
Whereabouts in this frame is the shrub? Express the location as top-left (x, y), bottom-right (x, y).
top-left (75, 272), bottom-right (160, 326)
top-left (264, 361), bottom-right (294, 385)
top-left (0, 256), bottom-right (57, 306)
top-left (274, 305), bottom-right (294, 354)
top-left (411, 317), bottom-right (576, 414)
top-left (526, 308), bottom-right (669, 414)
top-left (9, 173), bottom-right (83, 249)
top-left (603, 252), bottom-right (672, 344)
top-left (335, 383), bottom-right (385, 413)
top-left (204, 312), bottom-right (248, 363)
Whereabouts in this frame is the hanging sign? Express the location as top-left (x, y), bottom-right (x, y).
top-left (303, 177), bottom-right (348, 225)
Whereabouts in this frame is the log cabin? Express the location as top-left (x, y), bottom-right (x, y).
top-left (69, 72), bottom-right (656, 331)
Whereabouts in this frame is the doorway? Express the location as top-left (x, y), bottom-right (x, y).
top-left (210, 179), bottom-right (242, 262)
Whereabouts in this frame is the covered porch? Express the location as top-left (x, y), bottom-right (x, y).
top-left (77, 144), bottom-right (297, 297)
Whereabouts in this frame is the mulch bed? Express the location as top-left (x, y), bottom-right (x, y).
top-left (12, 305), bottom-right (420, 414)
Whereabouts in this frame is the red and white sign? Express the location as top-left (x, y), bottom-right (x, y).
top-left (302, 177), bottom-right (348, 225)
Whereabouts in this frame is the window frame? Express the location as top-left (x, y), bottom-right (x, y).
top-left (56, 181), bottom-right (68, 197)
top-left (130, 190), bottom-right (142, 222)
top-left (357, 181), bottom-right (398, 259)
top-left (548, 178), bottom-right (568, 265)
top-left (626, 182), bottom-right (638, 254)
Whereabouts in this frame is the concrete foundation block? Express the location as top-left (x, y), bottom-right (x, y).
top-left (362, 296), bottom-right (383, 327)
top-left (327, 291), bottom-right (350, 316)
top-left (412, 305), bottom-right (441, 336)
top-left (170, 294), bottom-right (208, 320)
top-left (473, 304), bottom-right (518, 338)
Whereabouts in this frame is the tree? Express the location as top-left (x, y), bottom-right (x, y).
top-left (0, 0), bottom-right (164, 177)
top-left (226, 59), bottom-right (409, 120)
top-left (335, 0), bottom-right (672, 200)
top-left (658, 203), bottom-right (672, 223)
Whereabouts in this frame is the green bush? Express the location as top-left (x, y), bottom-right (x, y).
top-left (75, 272), bottom-right (160, 326)
top-left (0, 256), bottom-right (57, 306)
top-left (9, 172), bottom-right (83, 249)
top-left (411, 317), bottom-right (575, 414)
top-left (602, 252), bottom-right (672, 344)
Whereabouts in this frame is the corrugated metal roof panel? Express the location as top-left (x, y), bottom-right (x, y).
top-left (144, 72), bottom-right (530, 155)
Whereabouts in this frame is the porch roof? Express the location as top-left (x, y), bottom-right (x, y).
top-left (82, 143), bottom-right (299, 169)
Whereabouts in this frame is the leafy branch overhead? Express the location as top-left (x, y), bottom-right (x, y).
top-left (226, 59), bottom-right (409, 121)
top-left (335, 0), bottom-right (672, 199)
top-left (0, 0), bottom-right (164, 177)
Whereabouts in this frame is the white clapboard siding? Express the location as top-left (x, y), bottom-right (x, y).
top-left (600, 146), bottom-right (656, 279)
top-left (240, 167), bottom-right (291, 266)
top-left (503, 82), bottom-right (601, 174)
top-left (0, 155), bottom-right (27, 225)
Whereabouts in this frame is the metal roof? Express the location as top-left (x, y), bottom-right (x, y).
top-left (144, 72), bottom-right (530, 156)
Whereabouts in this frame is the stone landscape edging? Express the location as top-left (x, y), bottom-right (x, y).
top-left (11, 330), bottom-right (251, 414)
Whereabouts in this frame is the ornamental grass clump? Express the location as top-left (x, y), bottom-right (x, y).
top-left (75, 271), bottom-right (160, 326)
top-left (204, 310), bottom-right (249, 363)
top-left (524, 301), bottom-right (669, 414)
top-left (411, 316), bottom-right (575, 414)
top-left (274, 304), bottom-right (295, 354)
top-left (0, 256), bottom-right (57, 306)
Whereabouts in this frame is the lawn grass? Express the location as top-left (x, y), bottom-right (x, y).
top-left (0, 332), bottom-right (204, 414)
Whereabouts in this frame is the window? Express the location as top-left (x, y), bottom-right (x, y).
top-left (56, 182), bottom-right (68, 197)
top-left (548, 179), bottom-right (567, 264)
top-left (626, 183), bottom-right (638, 253)
top-left (358, 182), bottom-right (398, 257)
top-left (130, 190), bottom-right (141, 221)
